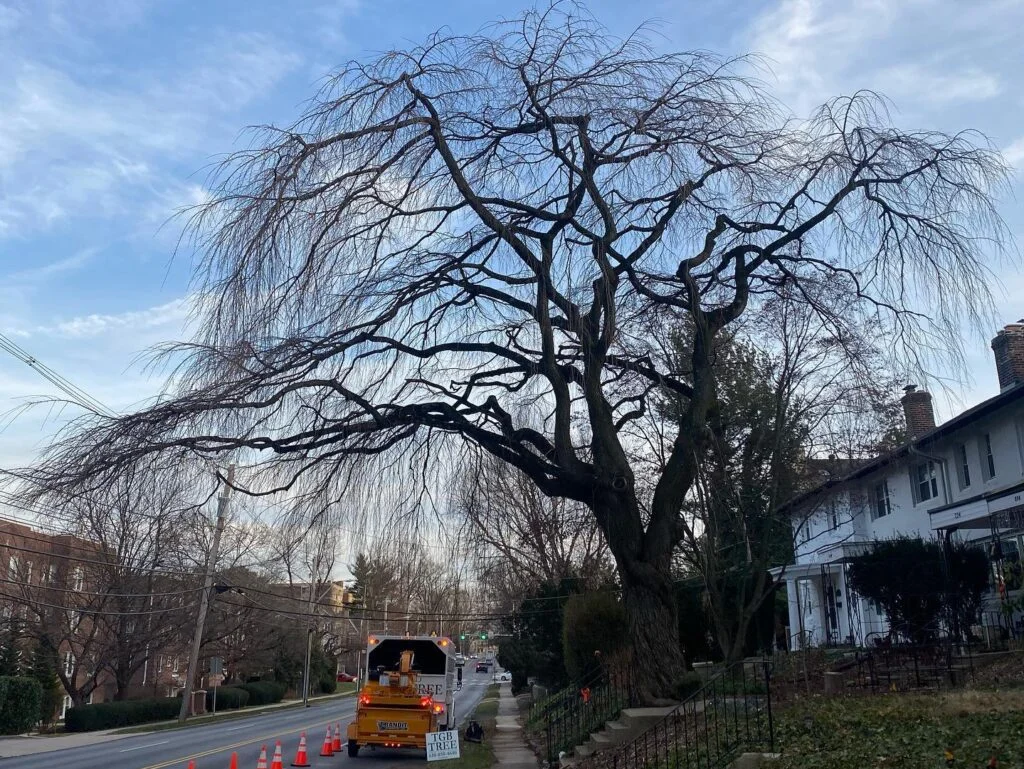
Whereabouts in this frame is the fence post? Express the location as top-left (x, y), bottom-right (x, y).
top-left (763, 657), bottom-right (774, 753)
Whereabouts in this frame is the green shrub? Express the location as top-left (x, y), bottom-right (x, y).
top-left (0, 676), bottom-right (43, 734)
top-left (561, 592), bottom-right (627, 681)
top-left (318, 676), bottom-right (337, 695)
top-left (239, 681), bottom-right (287, 706)
top-left (207, 686), bottom-right (249, 711)
top-left (64, 697), bottom-right (181, 732)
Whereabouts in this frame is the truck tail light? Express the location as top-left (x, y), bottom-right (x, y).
top-left (420, 696), bottom-right (432, 708)
top-left (359, 695), bottom-right (371, 707)
top-left (433, 703), bottom-right (444, 714)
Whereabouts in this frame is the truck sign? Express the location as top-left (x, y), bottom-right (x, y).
top-left (377, 720), bottom-right (409, 731)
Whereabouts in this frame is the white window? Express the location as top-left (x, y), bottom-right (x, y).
top-left (172, 657), bottom-right (179, 674)
top-left (980, 434), bottom-right (996, 481)
top-left (829, 501), bottom-right (839, 530)
top-left (912, 461), bottom-right (939, 504)
top-left (64, 651), bottom-right (74, 677)
top-left (24, 560), bottom-right (33, 585)
top-left (72, 568), bottom-right (84, 592)
top-left (872, 481), bottom-right (892, 520)
top-left (60, 695), bottom-right (72, 720)
top-left (8, 555), bottom-right (20, 577)
top-left (956, 443), bottom-right (971, 490)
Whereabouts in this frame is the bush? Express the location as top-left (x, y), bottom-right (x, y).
top-left (207, 686), bottom-right (249, 711)
top-left (64, 696), bottom-right (181, 732)
top-left (318, 676), bottom-right (337, 695)
top-left (0, 676), bottom-right (43, 734)
top-left (239, 681), bottom-right (287, 706)
top-left (561, 592), bottom-right (627, 681)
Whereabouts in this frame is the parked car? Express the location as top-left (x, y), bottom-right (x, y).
top-left (336, 672), bottom-right (357, 682)
top-left (492, 671), bottom-right (511, 682)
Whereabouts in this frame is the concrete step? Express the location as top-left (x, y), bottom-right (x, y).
top-left (575, 743), bottom-right (597, 758)
top-left (619, 706), bottom-right (678, 732)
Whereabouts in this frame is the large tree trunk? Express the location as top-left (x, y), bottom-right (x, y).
top-left (620, 566), bottom-right (686, 705)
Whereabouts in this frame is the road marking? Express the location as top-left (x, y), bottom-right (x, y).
top-left (140, 706), bottom-right (355, 769)
top-left (119, 740), bottom-right (169, 753)
top-left (223, 723), bottom-right (254, 732)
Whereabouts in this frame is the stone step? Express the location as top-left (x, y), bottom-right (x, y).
top-left (619, 706), bottom-right (678, 732)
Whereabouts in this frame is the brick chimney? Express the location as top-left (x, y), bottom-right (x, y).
top-left (991, 320), bottom-right (1024, 392)
top-left (901, 384), bottom-right (936, 439)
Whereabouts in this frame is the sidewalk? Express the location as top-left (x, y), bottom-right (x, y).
top-left (492, 683), bottom-right (539, 769)
top-left (0, 729), bottom-right (129, 760)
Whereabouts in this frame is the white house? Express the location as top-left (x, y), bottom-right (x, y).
top-left (776, 321), bottom-right (1024, 649)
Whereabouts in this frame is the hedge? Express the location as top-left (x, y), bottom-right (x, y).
top-left (318, 675), bottom-right (337, 695)
top-left (0, 677), bottom-right (43, 735)
top-left (207, 686), bottom-right (249, 711)
top-left (239, 681), bottom-right (287, 706)
top-left (65, 697), bottom-right (181, 732)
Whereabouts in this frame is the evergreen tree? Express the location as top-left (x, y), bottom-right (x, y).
top-left (29, 641), bottom-right (63, 726)
top-left (0, 621), bottom-right (23, 677)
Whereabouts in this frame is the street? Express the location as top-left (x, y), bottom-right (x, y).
top-left (4, 671), bottom-right (495, 769)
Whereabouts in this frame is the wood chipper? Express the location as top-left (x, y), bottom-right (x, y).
top-left (346, 636), bottom-right (454, 757)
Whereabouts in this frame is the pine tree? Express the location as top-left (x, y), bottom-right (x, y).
top-left (29, 641), bottom-right (63, 726)
top-left (0, 621), bottom-right (22, 677)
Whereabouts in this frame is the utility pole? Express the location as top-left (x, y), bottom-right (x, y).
top-left (178, 466), bottom-right (233, 723)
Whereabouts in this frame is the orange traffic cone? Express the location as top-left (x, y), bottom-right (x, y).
top-left (229, 753), bottom-right (238, 769)
top-left (187, 761), bottom-right (195, 769)
top-left (270, 741), bottom-right (284, 769)
top-left (256, 744), bottom-right (269, 769)
top-left (320, 726), bottom-right (334, 757)
top-left (332, 723), bottom-right (341, 752)
top-left (291, 732), bottom-right (311, 767)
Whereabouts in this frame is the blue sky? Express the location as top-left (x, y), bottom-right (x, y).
top-left (0, 0), bottom-right (1022, 469)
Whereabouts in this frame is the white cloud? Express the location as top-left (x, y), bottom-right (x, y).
top-left (0, 25), bottom-right (299, 238)
top-left (1003, 137), bottom-right (1024, 170)
top-left (38, 297), bottom-right (194, 340)
top-left (7, 247), bottom-right (97, 283)
top-left (746, 0), bottom-right (1012, 119)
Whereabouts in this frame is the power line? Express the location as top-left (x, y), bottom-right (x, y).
top-left (0, 333), bottom-right (117, 418)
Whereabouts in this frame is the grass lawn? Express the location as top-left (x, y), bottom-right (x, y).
top-left (445, 685), bottom-right (501, 769)
top-left (773, 690), bottom-right (1024, 768)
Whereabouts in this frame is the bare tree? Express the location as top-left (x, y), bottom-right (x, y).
top-left (18, 6), bottom-right (1008, 700)
top-left (458, 454), bottom-right (611, 592)
top-left (2, 471), bottom-right (202, 703)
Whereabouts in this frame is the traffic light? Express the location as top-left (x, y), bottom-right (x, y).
top-left (479, 632), bottom-right (488, 641)
top-left (459, 633), bottom-right (466, 640)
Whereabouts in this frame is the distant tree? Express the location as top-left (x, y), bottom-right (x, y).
top-left (498, 579), bottom-right (585, 688)
top-left (0, 621), bottom-right (22, 677)
top-left (28, 640), bottom-right (62, 726)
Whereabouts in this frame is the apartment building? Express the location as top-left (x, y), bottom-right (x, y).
top-left (0, 516), bottom-right (188, 717)
top-left (775, 322), bottom-right (1024, 649)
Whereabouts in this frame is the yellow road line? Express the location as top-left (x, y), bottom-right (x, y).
top-left (140, 710), bottom-right (351, 769)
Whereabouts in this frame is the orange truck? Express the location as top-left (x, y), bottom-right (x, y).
top-left (346, 635), bottom-right (456, 757)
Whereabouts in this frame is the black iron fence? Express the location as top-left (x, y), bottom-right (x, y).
top-left (583, 660), bottom-right (774, 769)
top-left (841, 637), bottom-right (975, 692)
top-left (532, 666), bottom-right (635, 766)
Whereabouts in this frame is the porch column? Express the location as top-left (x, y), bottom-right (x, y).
top-left (786, 576), bottom-right (803, 650)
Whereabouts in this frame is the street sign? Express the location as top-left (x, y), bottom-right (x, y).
top-left (208, 673), bottom-right (224, 687)
top-left (210, 657), bottom-right (224, 675)
top-left (426, 730), bottom-right (461, 762)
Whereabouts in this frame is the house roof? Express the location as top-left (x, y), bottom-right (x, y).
top-left (779, 381), bottom-right (1024, 514)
